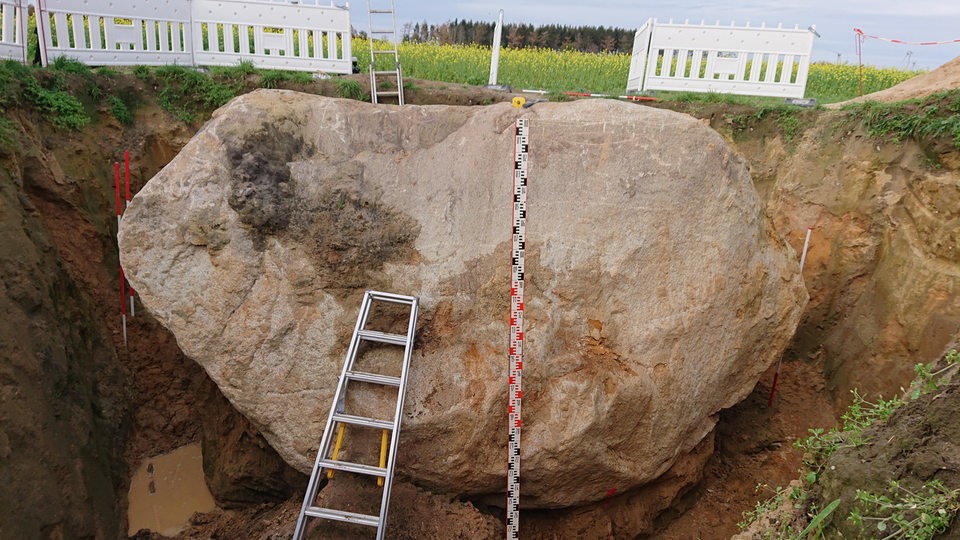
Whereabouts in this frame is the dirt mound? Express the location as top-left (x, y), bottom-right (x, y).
top-left (829, 55), bottom-right (960, 107)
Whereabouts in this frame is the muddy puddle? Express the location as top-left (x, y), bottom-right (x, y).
top-left (127, 443), bottom-right (216, 536)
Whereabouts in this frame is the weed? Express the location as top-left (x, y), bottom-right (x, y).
top-left (844, 90), bottom-right (960, 149)
top-left (256, 68), bottom-right (313, 90)
top-left (0, 115), bottom-right (16, 153)
top-left (211, 59), bottom-right (257, 79)
top-left (546, 90), bottom-right (569, 102)
top-left (738, 484), bottom-right (838, 539)
top-left (849, 480), bottom-right (960, 539)
top-left (403, 80), bottom-right (420, 91)
top-left (22, 75), bottom-right (90, 130)
top-left (95, 66), bottom-right (118, 77)
top-left (335, 78), bottom-right (367, 101)
top-left (133, 65), bottom-right (151, 80)
top-left (259, 70), bottom-right (287, 89)
top-left (154, 65), bottom-right (237, 122)
top-left (108, 96), bottom-right (133, 125)
top-left (51, 56), bottom-right (91, 75)
top-left (739, 484), bottom-right (790, 531)
top-left (795, 390), bottom-right (903, 483)
top-left (906, 349), bottom-right (959, 400)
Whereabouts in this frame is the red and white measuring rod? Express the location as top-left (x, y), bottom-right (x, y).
top-left (506, 117), bottom-right (528, 539)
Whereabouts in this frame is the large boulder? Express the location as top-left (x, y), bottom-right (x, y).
top-left (118, 90), bottom-right (805, 508)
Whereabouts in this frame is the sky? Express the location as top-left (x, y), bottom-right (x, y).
top-left (346, 1), bottom-right (960, 70)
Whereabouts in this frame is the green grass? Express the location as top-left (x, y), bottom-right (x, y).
top-left (844, 90), bottom-right (960, 149)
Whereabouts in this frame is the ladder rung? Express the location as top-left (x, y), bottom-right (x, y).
top-left (372, 50), bottom-right (398, 55)
top-left (368, 291), bottom-right (416, 304)
top-left (375, 91), bottom-right (401, 97)
top-left (357, 329), bottom-right (407, 346)
top-left (333, 412), bottom-right (395, 430)
top-left (369, 9), bottom-right (394, 14)
top-left (304, 506), bottom-right (380, 527)
top-left (320, 458), bottom-right (388, 477)
top-left (370, 29), bottom-right (396, 34)
top-left (373, 70), bottom-right (399, 75)
top-left (346, 370), bottom-right (401, 386)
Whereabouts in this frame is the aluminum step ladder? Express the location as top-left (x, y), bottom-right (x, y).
top-left (293, 290), bottom-right (419, 540)
top-left (366, 0), bottom-right (404, 104)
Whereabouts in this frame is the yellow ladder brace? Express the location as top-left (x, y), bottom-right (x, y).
top-left (326, 424), bottom-right (346, 479)
top-left (377, 429), bottom-right (388, 487)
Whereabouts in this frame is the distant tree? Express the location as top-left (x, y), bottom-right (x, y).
top-left (619, 32), bottom-right (634, 54)
top-left (413, 19), bottom-right (636, 52)
top-left (506, 25), bottom-right (524, 48)
top-left (436, 23), bottom-right (452, 45)
top-left (473, 23), bottom-right (490, 45)
top-left (601, 34), bottom-right (617, 53)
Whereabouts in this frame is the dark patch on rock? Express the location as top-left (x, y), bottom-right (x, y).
top-left (298, 187), bottom-right (420, 290)
top-left (226, 125), bottom-right (303, 245)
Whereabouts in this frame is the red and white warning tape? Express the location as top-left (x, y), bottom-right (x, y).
top-left (854, 27), bottom-right (960, 46)
top-left (506, 117), bottom-right (528, 539)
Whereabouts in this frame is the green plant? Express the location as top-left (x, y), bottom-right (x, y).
top-left (108, 96), bottom-right (133, 125)
top-left (50, 55), bottom-right (91, 75)
top-left (797, 499), bottom-right (841, 539)
top-left (845, 91), bottom-right (960, 150)
top-left (22, 76), bottom-right (90, 130)
top-left (154, 64), bottom-right (237, 122)
top-left (259, 68), bottom-right (315, 88)
top-left (335, 78), bottom-right (367, 100)
top-left (258, 69), bottom-right (286, 89)
top-left (739, 484), bottom-right (790, 531)
top-left (907, 349), bottom-right (959, 399)
top-left (132, 64), bottom-right (151, 79)
top-left (0, 115), bottom-right (16, 153)
top-left (738, 484), bottom-right (839, 539)
top-left (849, 480), bottom-right (960, 539)
top-left (795, 390), bottom-right (904, 483)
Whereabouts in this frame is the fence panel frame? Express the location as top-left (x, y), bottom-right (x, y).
top-left (23, 0), bottom-right (352, 73)
top-left (626, 19), bottom-right (815, 98)
top-left (190, 0), bottom-right (351, 72)
top-left (36, 0), bottom-right (194, 66)
top-left (0, 0), bottom-right (28, 63)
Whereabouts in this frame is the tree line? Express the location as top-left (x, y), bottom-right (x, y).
top-left (397, 19), bottom-right (637, 54)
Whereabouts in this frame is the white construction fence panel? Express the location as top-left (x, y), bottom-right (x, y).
top-left (37, 0), bottom-right (194, 67)
top-left (627, 19), bottom-right (815, 98)
top-left (191, 0), bottom-right (352, 72)
top-left (0, 0), bottom-right (28, 63)
top-left (625, 18), bottom-right (651, 93)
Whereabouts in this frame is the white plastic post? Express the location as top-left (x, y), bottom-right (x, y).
top-left (799, 227), bottom-right (812, 272)
top-left (488, 9), bottom-right (503, 86)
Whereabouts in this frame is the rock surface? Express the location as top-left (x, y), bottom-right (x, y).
top-left (119, 90), bottom-right (806, 508)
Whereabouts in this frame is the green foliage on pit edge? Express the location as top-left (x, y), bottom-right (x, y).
top-left (0, 59), bottom-right (90, 130)
top-left (728, 105), bottom-right (812, 144)
top-left (742, 349), bottom-right (959, 536)
top-left (796, 349), bottom-right (958, 484)
top-left (108, 95), bottom-right (133, 126)
top-left (849, 480), bottom-right (960, 540)
top-left (843, 89), bottom-right (960, 149)
top-left (152, 64), bottom-right (238, 123)
top-left (23, 73), bottom-right (90, 131)
top-left (335, 78), bottom-right (367, 101)
top-left (0, 115), bottom-right (16, 153)
top-left (737, 483), bottom-right (840, 539)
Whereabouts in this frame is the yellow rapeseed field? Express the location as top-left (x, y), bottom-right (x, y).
top-left (353, 38), bottom-right (923, 103)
